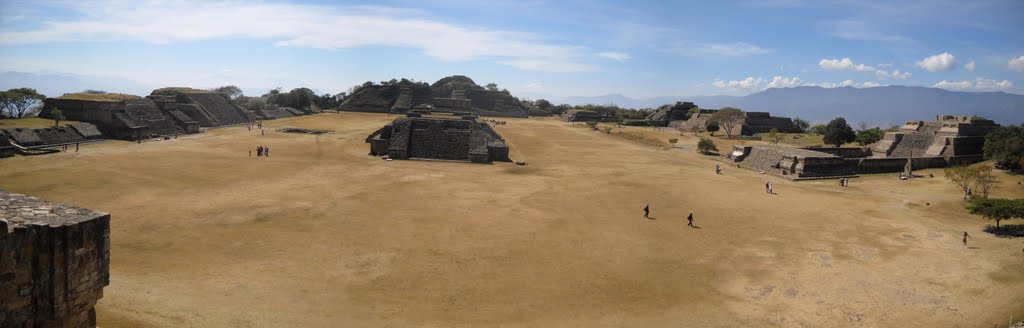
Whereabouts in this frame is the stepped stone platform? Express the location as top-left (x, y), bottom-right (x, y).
top-left (340, 76), bottom-right (528, 118)
top-left (1, 190), bottom-right (111, 328)
top-left (366, 115), bottom-right (511, 163)
top-left (42, 93), bottom-right (199, 140)
top-left (0, 135), bottom-right (13, 158)
top-left (871, 115), bottom-right (997, 160)
top-left (0, 123), bottom-right (104, 148)
top-left (646, 102), bottom-right (699, 127)
top-left (150, 88), bottom-right (251, 127)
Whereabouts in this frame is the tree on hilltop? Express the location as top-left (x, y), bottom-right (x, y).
top-left (983, 125), bottom-right (1024, 172)
top-left (822, 117), bottom-right (855, 147)
top-left (0, 88), bottom-right (46, 119)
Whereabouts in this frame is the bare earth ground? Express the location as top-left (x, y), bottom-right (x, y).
top-left (1, 112), bottom-right (1022, 327)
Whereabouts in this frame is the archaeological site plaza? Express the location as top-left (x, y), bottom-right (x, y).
top-left (2, 72), bottom-right (1023, 328)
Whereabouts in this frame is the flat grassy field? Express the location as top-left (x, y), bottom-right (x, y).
top-left (1, 112), bottom-right (1022, 327)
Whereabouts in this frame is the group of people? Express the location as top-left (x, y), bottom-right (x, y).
top-left (642, 204), bottom-right (696, 227)
top-left (487, 120), bottom-right (507, 125)
top-left (252, 145), bottom-right (270, 157)
top-left (248, 121), bottom-right (264, 130)
top-left (839, 177), bottom-right (851, 187)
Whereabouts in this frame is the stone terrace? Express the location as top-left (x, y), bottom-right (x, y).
top-left (1, 190), bottom-right (111, 328)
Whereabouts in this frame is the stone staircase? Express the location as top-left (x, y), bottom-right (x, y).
top-left (125, 100), bottom-right (184, 137)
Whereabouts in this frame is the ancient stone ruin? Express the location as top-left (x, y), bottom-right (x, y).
top-left (340, 76), bottom-right (528, 118)
top-left (0, 135), bottom-right (14, 158)
top-left (560, 109), bottom-right (611, 122)
top-left (366, 115), bottom-right (511, 163)
top-left (148, 88), bottom-right (253, 127)
top-left (42, 93), bottom-right (199, 140)
top-left (0, 123), bottom-right (104, 152)
top-left (1, 190), bottom-right (111, 328)
top-left (726, 115), bottom-right (999, 179)
top-left (645, 102), bottom-right (698, 127)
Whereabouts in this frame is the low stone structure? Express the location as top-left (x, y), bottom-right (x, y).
top-left (728, 145), bottom-right (856, 178)
top-left (560, 109), bottom-right (608, 122)
top-left (340, 76), bottom-right (528, 118)
top-left (366, 115), bottom-right (511, 163)
top-left (1, 190), bottom-right (111, 328)
top-left (0, 135), bottom-right (14, 158)
top-left (0, 123), bottom-right (104, 148)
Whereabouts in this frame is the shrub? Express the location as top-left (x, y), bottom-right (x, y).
top-left (697, 138), bottom-right (718, 154)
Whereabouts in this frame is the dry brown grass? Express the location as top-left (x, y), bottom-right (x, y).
top-left (1, 113), bottom-right (1022, 327)
top-left (0, 117), bottom-right (81, 129)
top-left (55, 93), bottom-right (141, 102)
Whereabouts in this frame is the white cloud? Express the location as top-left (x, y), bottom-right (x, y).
top-left (0, 1), bottom-right (592, 72)
top-left (974, 77), bottom-right (1013, 90)
top-left (596, 52), bottom-right (630, 62)
top-left (766, 76), bottom-right (802, 88)
top-left (916, 52), bottom-right (958, 72)
top-left (1009, 56), bottom-right (1024, 72)
top-left (860, 81), bottom-right (881, 87)
top-left (964, 61), bottom-right (975, 72)
top-left (499, 60), bottom-right (593, 73)
top-left (840, 79), bottom-right (856, 87)
top-left (818, 57), bottom-right (875, 72)
top-left (933, 80), bottom-right (973, 90)
top-left (875, 69), bottom-right (911, 80)
top-left (524, 82), bottom-right (544, 89)
top-left (696, 42), bottom-right (770, 56)
top-left (712, 77), bottom-right (766, 90)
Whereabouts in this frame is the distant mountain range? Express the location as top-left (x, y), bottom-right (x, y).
top-left (538, 86), bottom-right (1024, 126)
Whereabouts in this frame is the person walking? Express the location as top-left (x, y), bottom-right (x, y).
top-left (963, 231), bottom-right (971, 247)
top-left (643, 204), bottom-right (650, 219)
top-left (715, 164), bottom-right (721, 174)
top-left (765, 181), bottom-right (770, 193)
top-left (768, 182), bottom-right (774, 194)
top-left (249, 150), bottom-right (252, 157)
top-left (687, 212), bottom-right (694, 227)
top-left (265, 146), bottom-right (269, 157)
top-left (257, 146), bottom-right (263, 157)
top-left (75, 143), bottom-right (79, 152)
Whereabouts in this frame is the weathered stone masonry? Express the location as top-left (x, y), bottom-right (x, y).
top-left (366, 116), bottom-right (511, 163)
top-left (1, 190), bottom-right (110, 328)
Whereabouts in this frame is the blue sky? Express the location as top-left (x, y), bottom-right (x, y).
top-left (1, 0), bottom-right (1023, 99)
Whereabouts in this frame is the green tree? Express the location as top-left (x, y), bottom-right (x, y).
top-left (945, 165), bottom-right (978, 199)
top-left (212, 85), bottom-right (243, 101)
top-left (585, 121), bottom-right (599, 130)
top-left (768, 128), bottom-right (783, 145)
top-left (966, 197), bottom-right (1024, 228)
top-left (0, 88), bottom-right (46, 118)
top-left (855, 127), bottom-right (883, 147)
top-left (792, 117), bottom-right (810, 133)
top-left (50, 107), bottom-right (64, 127)
top-left (706, 121), bottom-right (719, 136)
top-left (485, 83), bottom-right (499, 91)
top-left (822, 117), bottom-right (856, 147)
top-left (668, 138), bottom-right (678, 146)
top-left (697, 137), bottom-right (718, 154)
top-left (808, 124), bottom-right (827, 135)
top-left (710, 107), bottom-right (744, 138)
top-left (983, 125), bottom-right (1023, 172)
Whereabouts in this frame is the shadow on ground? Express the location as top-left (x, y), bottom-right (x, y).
top-left (984, 224), bottom-right (1024, 238)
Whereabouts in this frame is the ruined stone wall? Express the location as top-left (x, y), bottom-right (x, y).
top-left (849, 157), bottom-right (948, 174)
top-left (1, 190), bottom-right (110, 328)
top-left (409, 119), bottom-right (471, 161)
top-left (42, 99), bottom-right (123, 127)
top-left (739, 115), bottom-right (800, 135)
top-left (800, 147), bottom-right (869, 158)
top-left (0, 135), bottom-right (13, 158)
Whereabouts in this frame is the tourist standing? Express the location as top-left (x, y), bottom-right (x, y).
top-left (75, 143), bottom-right (79, 152)
top-left (643, 204), bottom-right (650, 219)
top-left (687, 212), bottom-right (694, 227)
top-left (715, 164), bottom-right (721, 174)
top-left (768, 182), bottom-right (774, 194)
top-left (963, 231), bottom-right (971, 247)
top-left (257, 146), bottom-right (263, 157)
top-left (765, 181), bottom-right (770, 193)
top-left (265, 146), bottom-right (269, 157)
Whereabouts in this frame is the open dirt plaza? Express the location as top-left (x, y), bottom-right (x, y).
top-left (1, 112), bottom-right (1022, 327)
